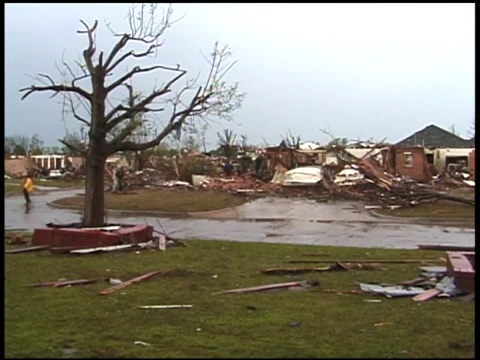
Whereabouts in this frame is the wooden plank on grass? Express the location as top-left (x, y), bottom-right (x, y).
top-left (288, 259), bottom-right (444, 264)
top-left (28, 279), bottom-right (97, 287)
top-left (5, 245), bottom-right (50, 254)
top-left (412, 288), bottom-right (442, 302)
top-left (99, 271), bottom-right (160, 295)
top-left (260, 266), bottom-right (331, 275)
top-left (213, 281), bottom-right (307, 295)
top-left (71, 244), bottom-right (134, 254)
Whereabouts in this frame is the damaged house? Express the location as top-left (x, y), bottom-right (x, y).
top-left (393, 124), bottom-right (475, 180)
top-left (381, 146), bottom-right (432, 183)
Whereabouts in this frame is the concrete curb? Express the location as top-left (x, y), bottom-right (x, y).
top-left (47, 201), bottom-right (240, 219)
top-left (369, 209), bottom-right (474, 225)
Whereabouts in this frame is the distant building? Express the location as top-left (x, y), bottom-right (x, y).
top-left (31, 155), bottom-right (68, 170)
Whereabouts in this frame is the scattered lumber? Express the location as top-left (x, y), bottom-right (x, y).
top-left (28, 279), bottom-right (97, 288)
top-left (99, 271), bottom-right (160, 295)
top-left (213, 281), bottom-right (312, 295)
top-left (288, 259), bottom-right (445, 264)
top-left (260, 262), bottom-right (349, 275)
top-left (5, 245), bottom-right (50, 254)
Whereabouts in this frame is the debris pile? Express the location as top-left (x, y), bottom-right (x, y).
top-left (358, 265), bottom-right (464, 302)
top-left (202, 174), bottom-right (260, 192)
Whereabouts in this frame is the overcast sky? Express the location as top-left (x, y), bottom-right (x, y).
top-left (5, 3), bottom-right (475, 149)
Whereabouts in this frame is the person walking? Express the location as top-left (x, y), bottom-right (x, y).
top-left (22, 172), bottom-right (34, 204)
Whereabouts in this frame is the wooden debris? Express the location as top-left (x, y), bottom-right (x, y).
top-left (418, 244), bottom-right (475, 252)
top-left (153, 222), bottom-right (188, 248)
top-left (5, 245), bottom-right (50, 254)
top-left (71, 244), bottom-right (135, 254)
top-left (301, 253), bottom-right (331, 257)
top-left (412, 288), bottom-right (442, 302)
top-left (138, 305), bottom-right (193, 309)
top-left (288, 259), bottom-right (444, 264)
top-left (400, 277), bottom-right (428, 287)
top-left (213, 281), bottom-right (311, 295)
top-left (28, 279), bottom-right (97, 288)
top-left (320, 289), bottom-right (364, 295)
top-left (99, 271), bottom-right (160, 295)
top-left (49, 246), bottom-right (101, 254)
top-left (158, 234), bottom-right (166, 251)
top-left (260, 262), bottom-right (349, 275)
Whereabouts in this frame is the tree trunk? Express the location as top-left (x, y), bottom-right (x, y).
top-left (112, 169), bottom-right (120, 193)
top-left (83, 152), bottom-right (106, 227)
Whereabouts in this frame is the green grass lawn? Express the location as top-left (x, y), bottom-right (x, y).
top-left (5, 232), bottom-right (475, 358)
top-left (51, 189), bottom-right (247, 213)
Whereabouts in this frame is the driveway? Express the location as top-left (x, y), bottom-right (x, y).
top-left (4, 189), bottom-right (475, 249)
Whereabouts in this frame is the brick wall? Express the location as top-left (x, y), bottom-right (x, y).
top-left (394, 148), bottom-right (430, 182)
top-left (468, 149), bottom-right (475, 181)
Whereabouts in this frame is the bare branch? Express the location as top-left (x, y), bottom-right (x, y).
top-left (64, 94), bottom-right (91, 126)
top-left (19, 83), bottom-right (91, 101)
top-left (103, 34), bottom-right (129, 70)
top-left (106, 43), bottom-right (160, 73)
top-left (58, 139), bottom-right (87, 156)
top-left (105, 70), bottom-right (186, 131)
top-left (78, 20), bottom-right (98, 74)
top-left (106, 86), bottom-right (202, 154)
top-left (106, 65), bottom-right (185, 93)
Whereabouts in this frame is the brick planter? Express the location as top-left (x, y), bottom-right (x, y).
top-left (446, 251), bottom-right (475, 294)
top-left (32, 224), bottom-right (154, 249)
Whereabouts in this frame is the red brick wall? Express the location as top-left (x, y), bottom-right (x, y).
top-left (468, 150), bottom-right (475, 181)
top-left (395, 149), bottom-right (430, 182)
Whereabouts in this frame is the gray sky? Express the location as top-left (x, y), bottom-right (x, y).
top-left (5, 3), bottom-right (475, 149)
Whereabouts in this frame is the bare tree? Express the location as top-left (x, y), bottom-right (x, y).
top-left (217, 129), bottom-right (237, 161)
top-left (281, 130), bottom-right (301, 148)
top-left (117, 84), bottom-right (158, 171)
top-left (449, 124), bottom-right (459, 136)
top-left (61, 127), bottom-right (88, 156)
top-left (4, 134), bottom-right (43, 156)
top-left (19, 4), bottom-right (245, 226)
top-left (467, 118), bottom-right (475, 139)
top-left (199, 122), bottom-right (211, 153)
top-left (238, 134), bottom-right (249, 154)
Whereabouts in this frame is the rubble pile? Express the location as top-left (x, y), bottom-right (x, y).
top-left (294, 151), bottom-right (474, 208)
top-left (203, 174), bottom-right (259, 192)
top-left (96, 146), bottom-right (474, 209)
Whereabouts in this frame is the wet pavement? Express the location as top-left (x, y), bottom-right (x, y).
top-left (4, 189), bottom-right (475, 249)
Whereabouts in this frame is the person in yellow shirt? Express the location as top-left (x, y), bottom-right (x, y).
top-left (22, 172), bottom-right (34, 204)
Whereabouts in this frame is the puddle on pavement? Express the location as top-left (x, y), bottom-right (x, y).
top-left (35, 187), bottom-right (62, 192)
top-left (4, 189), bottom-right (475, 249)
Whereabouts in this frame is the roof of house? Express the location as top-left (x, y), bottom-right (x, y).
top-left (395, 124), bottom-right (475, 148)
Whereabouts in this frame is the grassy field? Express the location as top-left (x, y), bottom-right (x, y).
top-left (376, 200), bottom-right (475, 219)
top-left (5, 179), bottom-right (85, 194)
top-left (51, 189), bottom-right (247, 213)
top-left (5, 232), bottom-right (475, 358)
